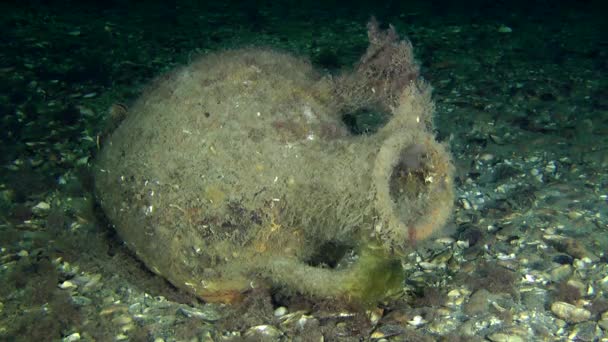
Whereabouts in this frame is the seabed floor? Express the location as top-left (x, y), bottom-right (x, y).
top-left (0, 1), bottom-right (607, 341)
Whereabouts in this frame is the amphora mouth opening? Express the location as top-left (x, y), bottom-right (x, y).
top-left (373, 134), bottom-right (454, 249)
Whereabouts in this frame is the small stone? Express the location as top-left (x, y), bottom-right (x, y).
top-left (371, 324), bottom-right (406, 339)
top-left (459, 322), bottom-right (481, 338)
top-left (522, 288), bottom-right (548, 311)
top-left (419, 261), bottom-right (441, 270)
top-left (487, 332), bottom-right (524, 342)
top-left (368, 307), bottom-right (383, 325)
top-left (244, 325), bottom-right (282, 339)
top-left (278, 310), bottom-right (306, 326)
top-left (431, 250), bottom-right (453, 264)
top-left (544, 161), bottom-right (557, 173)
top-left (447, 289), bottom-right (462, 298)
top-left (569, 321), bottom-right (602, 341)
top-left (76, 105), bottom-right (96, 117)
top-left (32, 201), bottom-right (50, 213)
top-left (544, 235), bottom-right (599, 261)
top-left (112, 315), bottom-right (133, 325)
top-left (456, 240), bottom-right (470, 248)
top-left (71, 296), bottom-right (92, 306)
top-left (120, 324), bottom-right (135, 333)
top-left (100, 304), bottom-right (129, 316)
top-left (82, 273), bottom-right (102, 292)
top-left (573, 258), bottom-right (590, 269)
top-left (115, 334), bottom-right (128, 341)
top-left (551, 301), bottom-right (591, 323)
top-left (450, 26), bottom-right (461, 33)
top-left (59, 281), bottom-right (77, 289)
top-left (489, 134), bottom-right (505, 145)
top-left (598, 319), bottom-right (608, 330)
top-left (70, 275), bottom-right (92, 286)
top-left (552, 254), bottom-right (574, 265)
top-left (498, 25), bottom-right (512, 33)
top-left (550, 264), bottom-right (572, 282)
top-left (408, 315), bottom-right (427, 326)
top-left (177, 305), bottom-right (222, 322)
top-left (479, 153), bottom-right (494, 161)
top-left (460, 198), bottom-right (472, 210)
top-left (296, 315), bottom-right (316, 330)
top-left (274, 306), bottom-right (287, 317)
top-left (63, 332), bottom-right (81, 342)
top-left (566, 280), bottom-right (587, 296)
top-left (465, 289), bottom-right (490, 316)
top-left (435, 237), bottom-right (455, 245)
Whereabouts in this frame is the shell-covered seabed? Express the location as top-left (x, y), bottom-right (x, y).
top-left (0, 1), bottom-right (607, 341)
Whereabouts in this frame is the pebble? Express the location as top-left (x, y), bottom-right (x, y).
top-left (100, 304), bottom-right (129, 316)
top-left (435, 237), bottom-right (455, 245)
top-left (244, 325), bottom-right (283, 339)
top-left (70, 275), bottom-right (92, 287)
top-left (569, 321), bottom-right (602, 341)
top-left (550, 264), bottom-right (572, 282)
top-left (82, 273), bottom-right (102, 291)
top-left (32, 201), bottom-right (50, 214)
top-left (408, 315), bottom-right (427, 326)
top-left (464, 289), bottom-right (490, 316)
top-left (177, 305), bottom-right (222, 322)
top-left (62, 333), bottom-right (81, 342)
top-left (274, 306), bottom-right (287, 317)
top-left (520, 287), bottom-right (547, 311)
top-left (370, 324), bottom-right (406, 339)
top-left (368, 307), bottom-right (383, 325)
top-left (59, 280), bottom-right (77, 289)
top-left (115, 334), bottom-right (128, 341)
top-left (71, 296), bottom-right (92, 306)
top-left (498, 25), bottom-right (513, 33)
top-left (76, 105), bottom-right (95, 117)
top-left (419, 261), bottom-right (442, 270)
top-left (597, 312), bottom-right (608, 332)
top-left (544, 235), bottom-right (599, 262)
top-left (489, 133), bottom-right (505, 145)
top-left (598, 319), bottom-right (608, 331)
top-left (479, 153), bottom-right (495, 161)
top-left (460, 198), bottom-right (472, 210)
top-left (552, 254), bottom-right (574, 265)
top-left (566, 279), bottom-right (587, 297)
top-left (487, 332), bottom-right (524, 342)
top-left (112, 315), bottom-right (133, 325)
top-left (550, 301), bottom-right (591, 323)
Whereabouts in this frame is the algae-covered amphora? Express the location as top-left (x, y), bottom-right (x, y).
top-left (94, 20), bottom-right (454, 303)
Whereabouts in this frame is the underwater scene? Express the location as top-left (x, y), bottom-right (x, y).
top-left (0, 0), bottom-right (607, 341)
